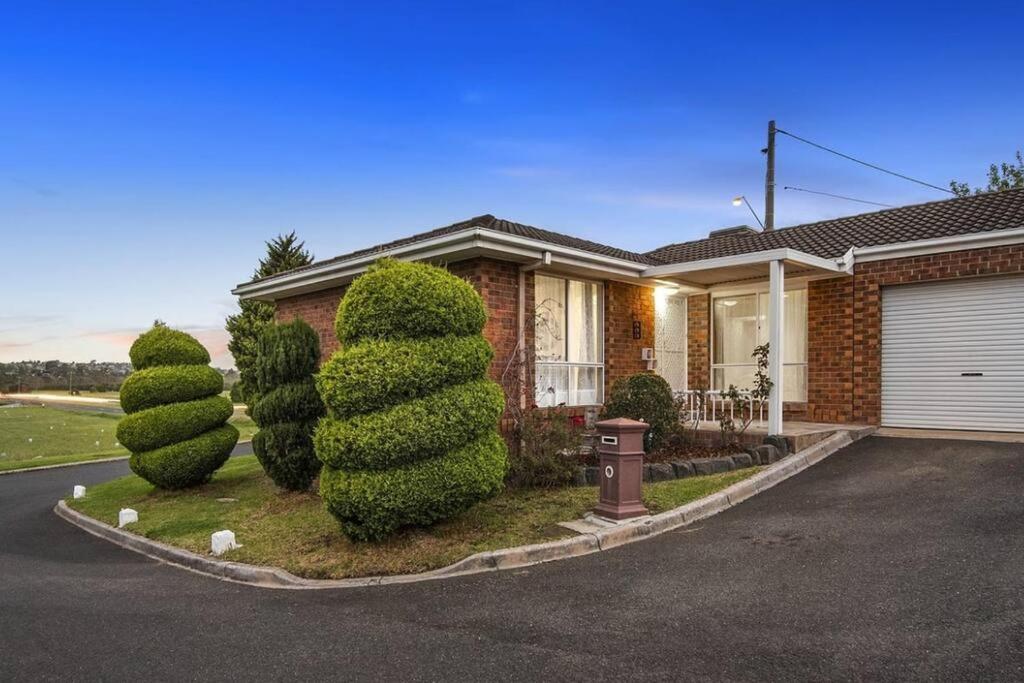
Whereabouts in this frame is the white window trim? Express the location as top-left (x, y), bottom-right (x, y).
top-left (710, 288), bottom-right (808, 402)
top-left (534, 273), bottom-right (605, 407)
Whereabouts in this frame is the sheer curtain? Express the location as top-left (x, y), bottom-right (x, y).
top-left (535, 275), bottom-right (603, 406)
top-left (712, 289), bottom-right (807, 401)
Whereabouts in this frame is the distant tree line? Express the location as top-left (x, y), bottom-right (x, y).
top-left (0, 360), bottom-right (239, 394)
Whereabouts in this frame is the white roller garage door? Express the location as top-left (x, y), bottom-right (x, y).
top-left (881, 275), bottom-right (1024, 432)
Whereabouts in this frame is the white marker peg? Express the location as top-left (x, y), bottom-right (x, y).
top-left (73, 485), bottom-right (86, 499)
top-left (210, 530), bottom-right (240, 556)
top-left (118, 508), bottom-right (138, 528)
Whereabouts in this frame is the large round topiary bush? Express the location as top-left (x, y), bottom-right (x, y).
top-left (315, 259), bottom-right (508, 541)
top-left (118, 325), bottom-right (238, 489)
top-left (250, 319), bottom-right (325, 490)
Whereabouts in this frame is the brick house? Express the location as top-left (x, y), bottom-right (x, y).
top-left (233, 188), bottom-right (1024, 435)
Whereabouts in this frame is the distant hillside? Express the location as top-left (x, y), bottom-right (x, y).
top-left (0, 360), bottom-right (239, 393)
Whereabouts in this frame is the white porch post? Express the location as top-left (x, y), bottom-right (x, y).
top-left (768, 259), bottom-right (785, 435)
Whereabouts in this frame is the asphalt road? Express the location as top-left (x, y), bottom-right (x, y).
top-left (2, 436), bottom-right (1022, 681)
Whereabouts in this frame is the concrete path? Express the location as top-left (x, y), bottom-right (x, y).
top-left (2, 436), bottom-right (1022, 680)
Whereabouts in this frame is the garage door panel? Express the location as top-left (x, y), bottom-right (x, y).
top-left (882, 276), bottom-right (1024, 432)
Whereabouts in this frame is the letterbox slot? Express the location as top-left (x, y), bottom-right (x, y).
top-left (601, 435), bottom-right (618, 446)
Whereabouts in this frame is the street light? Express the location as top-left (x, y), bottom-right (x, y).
top-left (731, 195), bottom-right (765, 230)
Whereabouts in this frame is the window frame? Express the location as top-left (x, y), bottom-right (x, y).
top-left (533, 273), bottom-right (605, 407)
top-left (710, 287), bottom-right (808, 402)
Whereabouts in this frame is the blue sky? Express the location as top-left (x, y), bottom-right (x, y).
top-left (3, 1), bottom-right (1022, 367)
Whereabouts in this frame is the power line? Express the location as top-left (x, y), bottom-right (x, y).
top-left (775, 127), bottom-right (954, 194)
top-left (783, 186), bottom-right (896, 208)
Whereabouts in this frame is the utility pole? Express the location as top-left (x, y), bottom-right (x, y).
top-left (764, 119), bottom-right (776, 231)
top-left (69, 362), bottom-right (75, 394)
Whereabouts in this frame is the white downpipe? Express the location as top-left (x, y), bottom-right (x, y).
top-left (768, 259), bottom-right (785, 436)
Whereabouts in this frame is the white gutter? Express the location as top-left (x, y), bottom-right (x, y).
top-left (233, 226), bottom-right (649, 300)
top-left (852, 226), bottom-right (1024, 262)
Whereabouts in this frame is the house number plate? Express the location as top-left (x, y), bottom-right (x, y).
top-left (604, 465), bottom-right (614, 479)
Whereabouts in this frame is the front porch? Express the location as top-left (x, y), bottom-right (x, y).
top-left (686, 419), bottom-right (874, 454)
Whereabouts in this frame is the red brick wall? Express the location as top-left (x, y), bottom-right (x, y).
top-left (806, 276), bottom-right (855, 423)
top-left (275, 285), bottom-right (348, 363)
top-left (603, 281), bottom-right (655, 398)
top-left (686, 293), bottom-right (710, 390)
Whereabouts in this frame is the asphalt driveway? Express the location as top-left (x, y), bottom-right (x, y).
top-left (2, 436), bottom-right (1022, 681)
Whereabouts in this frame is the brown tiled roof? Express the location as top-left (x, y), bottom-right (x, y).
top-left (645, 188), bottom-right (1024, 264)
top-left (246, 214), bottom-right (656, 285)
top-left (245, 189), bottom-right (1024, 288)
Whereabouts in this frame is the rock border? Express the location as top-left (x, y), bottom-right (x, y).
top-left (54, 428), bottom-right (872, 590)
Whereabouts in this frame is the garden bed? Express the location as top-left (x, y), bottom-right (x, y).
top-left (66, 455), bottom-right (760, 579)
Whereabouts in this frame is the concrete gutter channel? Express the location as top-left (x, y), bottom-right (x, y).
top-left (54, 427), bottom-right (873, 590)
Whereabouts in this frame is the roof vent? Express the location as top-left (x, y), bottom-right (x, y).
top-left (708, 224), bottom-right (760, 239)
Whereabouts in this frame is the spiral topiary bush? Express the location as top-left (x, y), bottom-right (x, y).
top-left (250, 319), bottom-right (325, 491)
top-left (315, 259), bottom-right (508, 541)
top-left (118, 325), bottom-right (238, 489)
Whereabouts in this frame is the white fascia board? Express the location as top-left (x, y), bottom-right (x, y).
top-left (853, 226), bottom-right (1024, 262)
top-left (233, 227), bottom-right (649, 301)
top-left (641, 248), bottom-right (845, 279)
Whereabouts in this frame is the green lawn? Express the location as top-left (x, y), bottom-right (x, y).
top-left (0, 405), bottom-right (256, 473)
top-left (0, 405), bottom-right (126, 471)
top-left (67, 456), bottom-right (759, 579)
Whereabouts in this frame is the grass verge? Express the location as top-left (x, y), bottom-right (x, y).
top-left (67, 455), bottom-right (759, 579)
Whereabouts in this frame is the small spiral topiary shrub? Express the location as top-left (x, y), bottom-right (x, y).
top-left (315, 259), bottom-right (508, 541)
top-left (250, 319), bottom-right (325, 490)
top-left (118, 325), bottom-right (238, 489)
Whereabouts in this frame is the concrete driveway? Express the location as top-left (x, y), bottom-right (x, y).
top-left (2, 436), bottom-right (1022, 681)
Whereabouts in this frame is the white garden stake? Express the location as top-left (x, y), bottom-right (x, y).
top-left (73, 485), bottom-right (86, 499)
top-left (118, 508), bottom-right (138, 528)
top-left (211, 530), bottom-right (239, 556)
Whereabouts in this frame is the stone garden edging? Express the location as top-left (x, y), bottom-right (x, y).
top-left (54, 427), bottom-right (872, 590)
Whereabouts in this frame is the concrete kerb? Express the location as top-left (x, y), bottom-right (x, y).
top-left (54, 427), bottom-right (871, 589)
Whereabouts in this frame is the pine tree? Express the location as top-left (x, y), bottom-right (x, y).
top-left (226, 232), bottom-right (313, 403)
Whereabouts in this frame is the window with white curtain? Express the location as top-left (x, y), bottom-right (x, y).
top-left (535, 274), bottom-right (604, 406)
top-left (712, 289), bottom-right (807, 401)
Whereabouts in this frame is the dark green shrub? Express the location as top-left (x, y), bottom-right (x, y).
top-left (251, 421), bottom-right (319, 493)
top-left (316, 335), bottom-right (493, 417)
top-left (129, 325), bottom-right (210, 370)
top-left (319, 431), bottom-right (508, 542)
top-left (506, 411), bottom-right (585, 489)
top-left (315, 259), bottom-right (508, 540)
top-left (601, 372), bottom-right (677, 451)
top-left (315, 379), bottom-right (504, 471)
top-left (251, 319), bottom-right (325, 490)
top-left (334, 259), bottom-right (487, 345)
top-left (229, 382), bottom-right (244, 403)
top-left (250, 380), bottom-right (323, 426)
top-left (120, 365), bottom-right (224, 414)
top-left (128, 424), bottom-right (239, 490)
top-left (119, 325), bottom-right (237, 489)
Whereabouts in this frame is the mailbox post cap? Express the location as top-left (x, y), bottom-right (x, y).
top-left (595, 417), bottom-right (650, 433)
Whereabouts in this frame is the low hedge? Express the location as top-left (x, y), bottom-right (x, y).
top-left (129, 424), bottom-right (239, 490)
top-left (250, 379), bottom-right (323, 426)
top-left (129, 325), bottom-right (210, 370)
top-left (117, 395), bottom-right (234, 454)
top-left (316, 335), bottom-right (493, 418)
top-left (119, 365), bottom-right (223, 414)
top-left (251, 420), bottom-right (321, 492)
top-left (335, 259), bottom-right (486, 345)
top-left (315, 379), bottom-right (503, 471)
top-left (319, 431), bottom-right (508, 541)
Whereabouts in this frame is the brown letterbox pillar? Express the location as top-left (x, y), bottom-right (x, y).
top-left (593, 417), bottom-right (649, 520)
